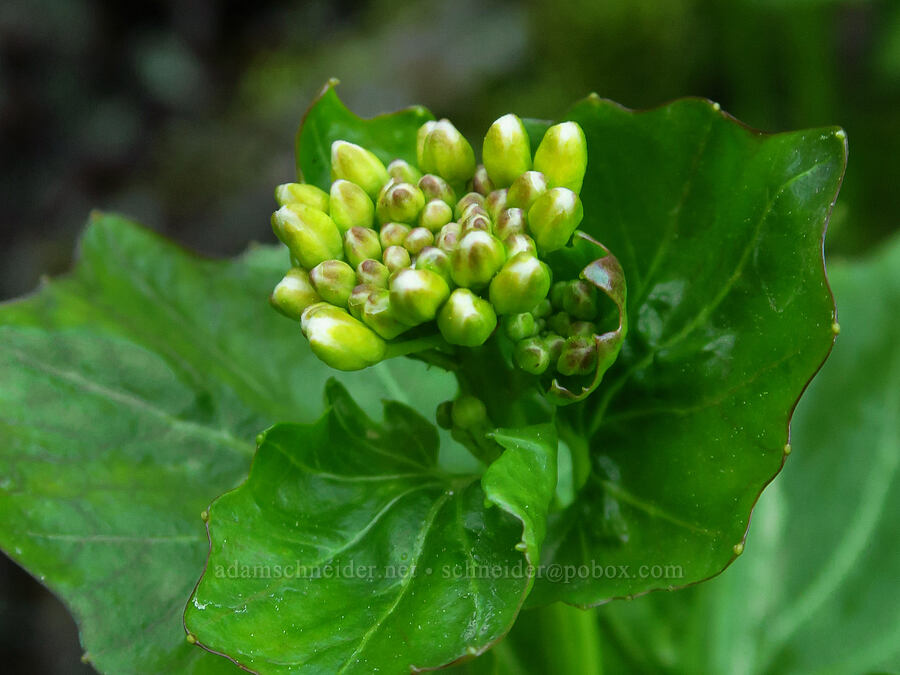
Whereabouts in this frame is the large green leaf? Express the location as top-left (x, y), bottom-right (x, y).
top-left (533, 96), bottom-right (846, 604)
top-left (0, 213), bottom-right (455, 673)
top-left (596, 233), bottom-right (900, 675)
top-left (185, 382), bottom-right (557, 673)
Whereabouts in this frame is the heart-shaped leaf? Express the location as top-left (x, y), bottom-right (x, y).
top-left (0, 214), bottom-right (455, 673)
top-left (185, 381), bottom-right (556, 673)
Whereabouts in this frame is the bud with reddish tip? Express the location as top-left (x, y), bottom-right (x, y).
top-left (494, 208), bottom-right (526, 240)
top-left (309, 259), bottom-right (356, 307)
top-left (330, 179), bottom-right (375, 232)
top-left (414, 246), bottom-right (452, 283)
top-left (515, 337), bottom-right (551, 375)
top-left (418, 119), bottom-right (477, 185)
top-left (389, 268), bottom-right (451, 325)
top-left (348, 283), bottom-right (376, 319)
top-left (379, 222), bottom-right (411, 248)
top-left (543, 333), bottom-right (566, 362)
top-left (502, 312), bottom-right (537, 341)
top-left (272, 204), bottom-right (344, 269)
top-left (343, 226), bottom-right (382, 267)
top-left (361, 288), bottom-right (412, 340)
top-left (489, 252), bottom-right (552, 315)
top-left (485, 189), bottom-right (508, 222)
top-left (270, 268), bottom-right (322, 320)
top-left (506, 171), bottom-right (547, 211)
top-left (387, 158), bottom-right (422, 185)
top-left (562, 279), bottom-right (600, 319)
top-left (527, 187), bottom-right (584, 253)
top-left (557, 335), bottom-right (598, 376)
top-left (451, 230), bottom-right (507, 288)
top-left (435, 222), bottom-right (461, 252)
top-left (330, 140), bottom-right (390, 200)
top-left (300, 303), bottom-right (386, 371)
top-left (419, 199), bottom-right (453, 232)
top-left (454, 192), bottom-right (486, 220)
top-left (376, 181), bottom-right (426, 225)
top-left (382, 245), bottom-right (412, 273)
top-left (437, 288), bottom-right (497, 347)
top-left (504, 233), bottom-right (537, 258)
top-left (356, 258), bottom-right (390, 288)
top-left (275, 183), bottom-right (330, 212)
top-left (533, 121), bottom-right (588, 194)
top-left (482, 113), bottom-right (532, 187)
top-left (418, 174), bottom-right (456, 206)
top-left (470, 164), bottom-right (494, 196)
top-left (404, 227), bottom-right (434, 255)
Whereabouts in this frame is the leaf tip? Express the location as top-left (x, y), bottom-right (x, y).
top-left (783, 443), bottom-right (792, 456)
top-left (831, 321), bottom-right (841, 336)
top-left (185, 632), bottom-right (198, 645)
top-left (732, 542), bottom-right (744, 556)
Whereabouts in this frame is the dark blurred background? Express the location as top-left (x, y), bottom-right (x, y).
top-left (1, 0), bottom-right (898, 671)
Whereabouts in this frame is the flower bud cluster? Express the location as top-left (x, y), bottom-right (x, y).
top-left (270, 114), bottom-right (593, 374)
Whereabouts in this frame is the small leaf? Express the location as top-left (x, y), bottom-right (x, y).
top-left (185, 385), bottom-right (557, 673)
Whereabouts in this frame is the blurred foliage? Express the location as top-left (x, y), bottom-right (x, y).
top-left (0, 0), bottom-right (897, 672)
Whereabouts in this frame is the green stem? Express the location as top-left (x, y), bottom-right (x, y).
top-left (383, 333), bottom-right (453, 361)
top-left (559, 421), bottom-right (592, 492)
top-left (511, 602), bottom-right (603, 674)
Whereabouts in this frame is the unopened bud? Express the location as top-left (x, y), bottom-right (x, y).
top-left (418, 119), bottom-right (476, 185)
top-left (414, 246), bottom-right (452, 282)
top-left (418, 174), bottom-right (456, 206)
top-left (330, 179), bottom-right (375, 232)
top-left (436, 401), bottom-right (454, 429)
top-left (270, 268), bottom-right (322, 320)
top-left (362, 288), bottom-right (412, 340)
top-left (437, 288), bottom-right (497, 346)
top-left (544, 333), bottom-right (565, 361)
top-left (451, 394), bottom-right (488, 430)
top-left (489, 252), bottom-right (552, 315)
top-left (348, 283), bottom-right (376, 320)
top-left (460, 211), bottom-right (492, 236)
top-left (377, 181), bottom-right (426, 225)
top-left (309, 259), bottom-right (356, 307)
top-left (548, 311), bottom-right (573, 337)
top-left (549, 281), bottom-right (568, 309)
top-left (404, 227), bottom-right (435, 255)
top-left (382, 245), bottom-right (412, 273)
top-left (515, 337), bottom-right (550, 375)
top-left (275, 183), bottom-right (330, 212)
top-left (419, 199), bottom-right (454, 232)
top-left (344, 226), bottom-right (382, 267)
top-left (562, 279), bottom-right (599, 319)
top-left (435, 222), bottom-right (462, 252)
top-left (416, 121), bottom-right (437, 167)
top-left (533, 297), bottom-right (553, 319)
top-left (482, 113), bottom-right (532, 187)
top-left (502, 312), bottom-right (537, 341)
top-left (533, 121), bottom-right (588, 194)
top-left (387, 158), bottom-right (422, 184)
top-left (389, 268), bottom-right (451, 325)
top-left (356, 258), bottom-right (390, 289)
top-left (454, 192), bottom-right (486, 220)
top-left (451, 231), bottom-right (507, 288)
top-left (272, 204), bottom-right (344, 269)
top-left (330, 140), bottom-right (390, 200)
top-left (300, 303), bottom-right (386, 371)
top-left (506, 171), bottom-right (547, 211)
top-left (557, 336), bottom-right (598, 376)
top-left (504, 233), bottom-right (537, 258)
top-left (379, 222), bottom-right (411, 248)
top-left (528, 187), bottom-right (584, 253)
top-left (495, 208), bottom-right (526, 240)
top-left (470, 164), bottom-right (495, 196)
top-left (485, 189), bottom-right (509, 222)
top-left (570, 320), bottom-right (596, 337)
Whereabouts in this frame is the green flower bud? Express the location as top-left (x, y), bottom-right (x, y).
top-left (506, 171), bottom-right (547, 211)
top-left (502, 312), bottom-right (537, 341)
top-left (270, 268), bottom-right (322, 320)
top-left (275, 183), bottom-right (330, 211)
top-left (343, 226), bottom-right (382, 268)
top-left (495, 208), bottom-right (526, 240)
top-left (418, 174), bottom-right (456, 206)
top-left (515, 337), bottom-right (550, 375)
top-left (416, 121), bottom-right (437, 167)
top-left (557, 336), bottom-right (598, 376)
top-left (300, 303), bottom-right (386, 371)
top-left (387, 158), bottom-right (422, 184)
top-left (382, 245), bottom-right (412, 273)
top-left (470, 164), bottom-right (495, 196)
top-left (404, 227), bottom-right (434, 255)
top-left (376, 181), bottom-right (426, 225)
top-left (527, 187), bottom-right (584, 253)
top-left (379, 222), bottom-right (411, 248)
top-left (419, 199), bottom-right (454, 232)
top-left (544, 332), bottom-right (565, 362)
top-left (330, 140), bottom-right (390, 200)
top-left (533, 121), bottom-right (588, 194)
top-left (309, 259), bottom-right (356, 307)
top-left (485, 189), bottom-right (509, 222)
top-left (419, 119), bottom-right (477, 185)
top-left (436, 401), bottom-right (454, 429)
top-left (548, 311), bottom-right (573, 337)
top-left (570, 320), bottom-right (596, 337)
top-left (451, 394), bottom-right (488, 429)
top-left (489, 252), bottom-right (552, 315)
top-left (460, 211), bottom-right (492, 236)
top-left (482, 113), bottom-right (532, 187)
top-left (361, 288), bottom-right (412, 340)
top-left (562, 279), bottom-right (599, 319)
top-left (437, 288), bottom-right (497, 347)
top-left (454, 192), bottom-right (486, 220)
top-left (435, 222), bottom-right (461, 252)
top-left (389, 268), bottom-right (451, 325)
top-left (504, 233), bottom-right (537, 258)
top-left (272, 204), bottom-right (344, 269)
top-left (549, 280), bottom-right (568, 309)
top-left (329, 179), bottom-right (375, 232)
top-left (533, 297), bottom-right (553, 319)
top-left (348, 283), bottom-right (376, 319)
top-left (451, 230), bottom-right (507, 288)
top-left (414, 246), bottom-right (452, 282)
top-left (356, 258), bottom-right (390, 288)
